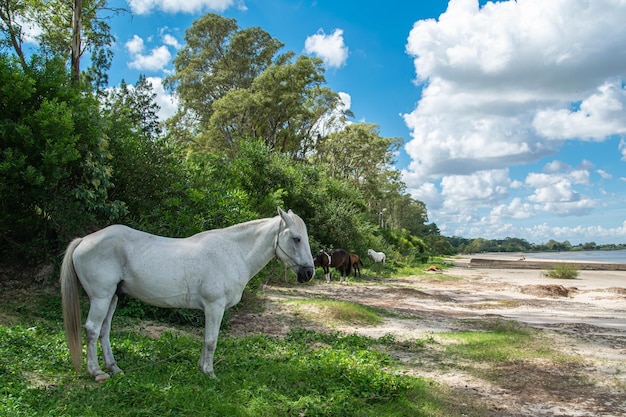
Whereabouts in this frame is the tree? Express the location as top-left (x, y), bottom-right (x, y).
top-left (0, 0), bottom-right (118, 90)
top-left (314, 122), bottom-right (406, 229)
top-left (102, 75), bottom-right (184, 222)
top-left (165, 13), bottom-right (288, 142)
top-left (0, 56), bottom-right (125, 260)
top-left (203, 55), bottom-right (342, 156)
top-left (386, 194), bottom-right (430, 235)
top-left (315, 123), bottom-right (401, 189)
top-left (0, 0), bottom-right (28, 67)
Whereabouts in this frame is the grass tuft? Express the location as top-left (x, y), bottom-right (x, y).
top-left (542, 264), bottom-right (580, 279)
top-left (288, 299), bottom-right (384, 326)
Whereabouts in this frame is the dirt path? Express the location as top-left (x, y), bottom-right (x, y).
top-left (229, 266), bottom-right (626, 417)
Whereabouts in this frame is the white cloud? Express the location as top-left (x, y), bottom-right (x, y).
top-left (125, 35), bottom-right (145, 56)
top-left (402, 0), bottom-right (626, 243)
top-left (14, 15), bottom-right (41, 44)
top-left (408, 182), bottom-right (443, 210)
top-left (404, 0), bottom-right (626, 181)
top-left (533, 81), bottom-right (626, 140)
top-left (440, 170), bottom-right (510, 207)
top-left (128, 0), bottom-right (238, 15)
top-left (490, 198), bottom-right (534, 220)
top-left (162, 34), bottom-right (182, 50)
top-left (543, 160), bottom-right (570, 173)
top-left (304, 28), bottom-right (349, 68)
top-left (145, 77), bottom-right (179, 121)
top-left (126, 35), bottom-right (172, 72)
top-left (524, 169), bottom-right (596, 215)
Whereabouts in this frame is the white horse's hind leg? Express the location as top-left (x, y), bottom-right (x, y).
top-left (198, 305), bottom-right (225, 379)
top-left (100, 295), bottom-right (122, 374)
top-left (85, 297), bottom-right (114, 382)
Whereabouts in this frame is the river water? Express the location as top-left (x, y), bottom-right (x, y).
top-left (510, 249), bottom-right (626, 264)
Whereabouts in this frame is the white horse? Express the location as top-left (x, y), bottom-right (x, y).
top-left (60, 208), bottom-right (315, 382)
top-left (367, 249), bottom-right (386, 264)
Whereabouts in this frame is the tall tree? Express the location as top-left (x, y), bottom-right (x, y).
top-left (0, 0), bottom-right (118, 89)
top-left (102, 75), bottom-right (180, 221)
top-left (71, 0), bottom-right (81, 82)
top-left (165, 13), bottom-right (288, 142)
top-left (315, 123), bottom-right (402, 189)
top-left (0, 0), bottom-right (28, 67)
top-left (203, 55), bottom-right (343, 157)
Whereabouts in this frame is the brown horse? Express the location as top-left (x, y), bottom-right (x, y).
top-left (349, 253), bottom-right (363, 277)
top-left (313, 249), bottom-right (352, 283)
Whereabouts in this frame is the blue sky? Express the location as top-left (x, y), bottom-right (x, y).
top-left (102, 0), bottom-right (626, 245)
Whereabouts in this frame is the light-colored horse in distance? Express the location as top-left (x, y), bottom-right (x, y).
top-left (367, 249), bottom-right (386, 264)
top-left (60, 208), bottom-right (315, 382)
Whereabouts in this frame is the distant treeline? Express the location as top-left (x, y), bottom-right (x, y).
top-left (447, 236), bottom-right (626, 254)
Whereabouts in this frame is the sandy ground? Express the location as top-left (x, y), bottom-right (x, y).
top-left (228, 260), bottom-right (626, 417)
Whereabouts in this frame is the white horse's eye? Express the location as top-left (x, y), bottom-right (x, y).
top-left (293, 237), bottom-right (301, 243)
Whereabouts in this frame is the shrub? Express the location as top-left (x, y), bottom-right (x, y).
top-left (542, 264), bottom-right (579, 279)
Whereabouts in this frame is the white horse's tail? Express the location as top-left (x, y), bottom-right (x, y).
top-left (60, 238), bottom-right (83, 372)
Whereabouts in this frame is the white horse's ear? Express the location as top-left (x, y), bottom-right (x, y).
top-left (277, 207), bottom-right (292, 226)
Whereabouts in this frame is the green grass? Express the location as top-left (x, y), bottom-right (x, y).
top-left (288, 299), bottom-right (385, 326)
top-left (0, 288), bottom-right (460, 417)
top-left (435, 319), bottom-right (583, 386)
top-left (542, 264), bottom-right (580, 279)
top-left (0, 287), bottom-right (590, 417)
top-left (0, 325), bottom-right (446, 416)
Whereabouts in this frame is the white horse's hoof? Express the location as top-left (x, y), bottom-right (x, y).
top-left (109, 365), bottom-right (123, 374)
top-left (94, 372), bottom-right (110, 383)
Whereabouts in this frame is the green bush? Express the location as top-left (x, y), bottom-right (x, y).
top-left (542, 264), bottom-right (579, 279)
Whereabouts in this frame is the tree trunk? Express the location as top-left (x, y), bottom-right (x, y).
top-left (71, 0), bottom-right (82, 83)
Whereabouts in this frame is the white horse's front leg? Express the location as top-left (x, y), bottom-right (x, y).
top-left (199, 305), bottom-right (225, 379)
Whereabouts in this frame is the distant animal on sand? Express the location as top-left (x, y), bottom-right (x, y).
top-left (424, 265), bottom-right (441, 272)
top-left (367, 249), bottom-right (386, 264)
top-left (349, 253), bottom-right (363, 277)
top-left (313, 249), bottom-right (352, 283)
top-left (60, 208), bottom-right (315, 382)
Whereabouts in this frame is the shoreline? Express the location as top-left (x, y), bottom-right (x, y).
top-left (451, 254), bottom-right (626, 271)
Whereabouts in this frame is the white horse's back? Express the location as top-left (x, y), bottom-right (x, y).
top-left (73, 225), bottom-right (231, 309)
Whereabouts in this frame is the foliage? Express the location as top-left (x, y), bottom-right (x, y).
top-left (450, 235), bottom-right (626, 254)
top-left (204, 55), bottom-right (343, 156)
top-left (165, 13), bottom-right (289, 144)
top-left (0, 0), bottom-right (118, 90)
top-left (542, 264), bottom-right (580, 279)
top-left (0, 11), bottom-right (448, 269)
top-left (0, 55), bottom-right (125, 261)
top-left (102, 76), bottom-right (186, 226)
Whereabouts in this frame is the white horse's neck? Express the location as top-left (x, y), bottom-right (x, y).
top-left (207, 215), bottom-right (281, 281)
